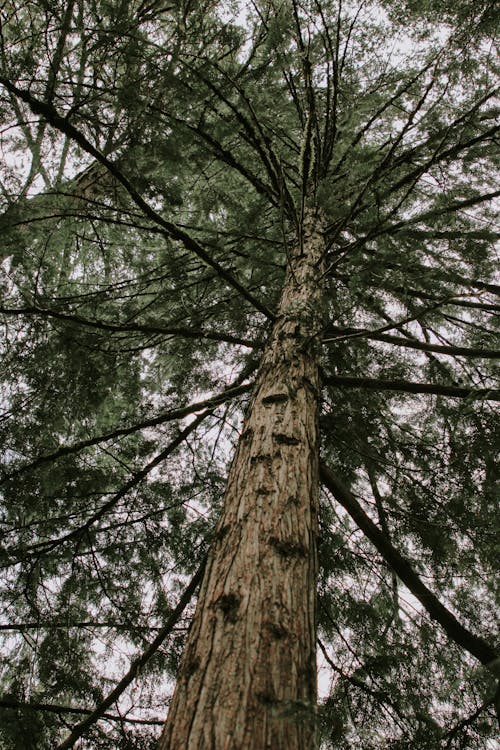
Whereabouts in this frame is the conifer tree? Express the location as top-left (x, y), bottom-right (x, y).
top-left (0, 1), bottom-right (498, 748)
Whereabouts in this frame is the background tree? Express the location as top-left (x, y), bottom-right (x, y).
top-left (0, 0), bottom-right (498, 748)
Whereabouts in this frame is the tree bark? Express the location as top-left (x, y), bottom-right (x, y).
top-left (159, 210), bottom-right (325, 750)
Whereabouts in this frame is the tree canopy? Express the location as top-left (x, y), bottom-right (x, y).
top-left (0, 0), bottom-right (498, 748)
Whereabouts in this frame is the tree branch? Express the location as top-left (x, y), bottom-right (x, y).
top-left (0, 382), bottom-right (252, 486)
top-left (0, 304), bottom-right (257, 348)
top-left (0, 621), bottom-right (165, 631)
top-left (0, 699), bottom-right (163, 726)
top-left (387, 286), bottom-right (500, 313)
top-left (318, 638), bottom-right (405, 720)
top-left (0, 76), bottom-right (274, 320)
top-left (441, 698), bottom-right (496, 745)
top-left (324, 325), bottom-right (500, 359)
top-left (323, 374), bottom-right (500, 401)
top-left (4, 411), bottom-right (211, 560)
top-left (319, 463), bottom-right (499, 669)
top-left (357, 188), bottom-right (500, 244)
top-left (55, 559), bottom-right (205, 749)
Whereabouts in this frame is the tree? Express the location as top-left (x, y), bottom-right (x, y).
top-left (0, 0), bottom-right (498, 748)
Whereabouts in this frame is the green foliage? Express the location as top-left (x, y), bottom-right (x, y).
top-left (0, 0), bottom-right (498, 747)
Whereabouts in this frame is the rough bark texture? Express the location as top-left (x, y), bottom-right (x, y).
top-left (159, 210), bottom-right (325, 750)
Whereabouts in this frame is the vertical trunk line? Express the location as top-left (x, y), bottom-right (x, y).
top-left (159, 209), bottom-right (326, 750)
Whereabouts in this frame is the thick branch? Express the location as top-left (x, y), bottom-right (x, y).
top-left (162, 111), bottom-right (277, 204)
top-left (0, 382), bottom-right (252, 486)
top-left (0, 621), bottom-right (164, 631)
top-left (388, 287), bottom-right (500, 313)
top-left (0, 305), bottom-right (256, 347)
top-left (324, 326), bottom-right (500, 359)
top-left (4, 411), bottom-right (211, 560)
top-left (324, 374), bottom-right (500, 401)
top-left (319, 463), bottom-right (498, 669)
top-left (0, 699), bottom-right (162, 726)
top-left (362, 189), bottom-right (500, 243)
top-left (0, 77), bottom-right (274, 320)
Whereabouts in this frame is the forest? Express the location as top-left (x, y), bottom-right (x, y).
top-left (0, 0), bottom-right (498, 748)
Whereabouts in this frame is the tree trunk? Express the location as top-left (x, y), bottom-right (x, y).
top-left (159, 209), bottom-right (325, 750)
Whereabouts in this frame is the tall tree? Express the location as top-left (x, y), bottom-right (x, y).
top-left (0, 1), bottom-right (498, 748)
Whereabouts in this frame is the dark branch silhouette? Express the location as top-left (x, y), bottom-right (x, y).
top-left (320, 463), bottom-right (498, 670)
top-left (55, 560), bottom-right (205, 750)
top-left (324, 374), bottom-right (500, 401)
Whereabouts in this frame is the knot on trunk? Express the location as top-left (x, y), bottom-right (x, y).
top-left (214, 593), bottom-right (240, 623)
top-left (185, 656), bottom-right (200, 678)
top-left (272, 432), bottom-right (300, 446)
top-left (269, 536), bottom-right (308, 558)
top-left (261, 392), bottom-right (289, 405)
top-left (264, 621), bottom-right (289, 640)
top-left (256, 690), bottom-right (279, 706)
